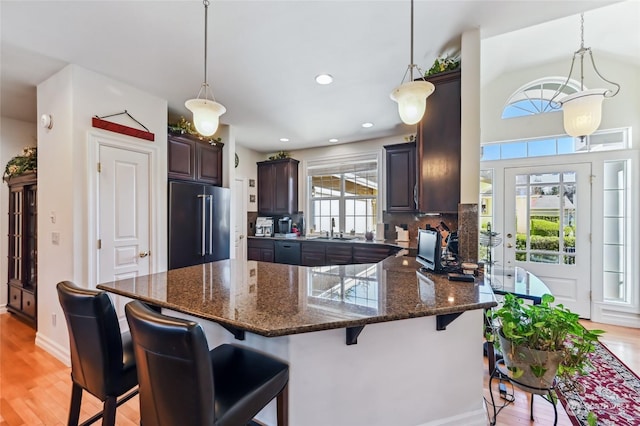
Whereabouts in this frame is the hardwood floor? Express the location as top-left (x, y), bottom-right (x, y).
top-left (1, 312), bottom-right (639, 425)
top-left (0, 314), bottom-right (139, 425)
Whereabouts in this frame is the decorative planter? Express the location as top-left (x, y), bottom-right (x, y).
top-left (499, 329), bottom-right (563, 393)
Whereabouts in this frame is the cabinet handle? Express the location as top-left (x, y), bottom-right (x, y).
top-left (197, 194), bottom-right (207, 256)
top-left (208, 195), bottom-right (214, 255)
top-left (414, 184), bottom-right (418, 209)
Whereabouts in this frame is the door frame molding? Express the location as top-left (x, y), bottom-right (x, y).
top-left (233, 177), bottom-right (248, 260)
top-left (87, 131), bottom-right (158, 289)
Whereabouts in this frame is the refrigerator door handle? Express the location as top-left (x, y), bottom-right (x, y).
top-left (197, 194), bottom-right (207, 256)
top-left (208, 195), bottom-right (214, 255)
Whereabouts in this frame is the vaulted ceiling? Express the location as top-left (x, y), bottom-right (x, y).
top-left (1, 1), bottom-right (636, 152)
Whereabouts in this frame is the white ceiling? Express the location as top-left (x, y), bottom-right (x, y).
top-left (1, 0), bottom-right (636, 153)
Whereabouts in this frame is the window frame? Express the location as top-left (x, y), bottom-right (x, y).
top-left (304, 151), bottom-right (382, 237)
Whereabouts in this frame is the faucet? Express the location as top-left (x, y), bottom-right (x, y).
top-left (331, 218), bottom-right (336, 237)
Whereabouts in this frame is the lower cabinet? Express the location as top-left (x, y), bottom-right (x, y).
top-left (301, 242), bottom-right (327, 266)
top-left (247, 239), bottom-right (274, 262)
top-left (326, 245), bottom-right (353, 265)
top-left (352, 245), bottom-right (397, 264)
top-left (248, 238), bottom-right (400, 265)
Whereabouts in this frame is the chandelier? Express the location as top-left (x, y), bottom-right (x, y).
top-left (390, 0), bottom-right (435, 125)
top-left (556, 13), bottom-right (620, 138)
top-left (185, 0), bottom-right (226, 137)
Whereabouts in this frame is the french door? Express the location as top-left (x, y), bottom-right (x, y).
top-left (503, 163), bottom-right (591, 317)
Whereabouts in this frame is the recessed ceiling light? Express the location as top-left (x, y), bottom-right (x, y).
top-left (315, 74), bottom-right (334, 85)
top-left (362, 122), bottom-right (374, 128)
top-left (329, 138), bottom-right (339, 143)
top-left (280, 138), bottom-right (289, 142)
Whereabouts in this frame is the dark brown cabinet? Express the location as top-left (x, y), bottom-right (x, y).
top-left (247, 238), bottom-right (275, 262)
top-left (416, 70), bottom-right (461, 213)
top-left (6, 172), bottom-right (37, 328)
top-left (301, 242), bottom-right (327, 266)
top-left (385, 141), bottom-right (417, 212)
top-left (257, 158), bottom-right (299, 215)
top-left (352, 245), bottom-right (396, 264)
top-left (168, 132), bottom-right (223, 186)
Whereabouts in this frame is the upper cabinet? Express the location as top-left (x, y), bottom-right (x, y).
top-left (385, 141), bottom-right (417, 212)
top-left (417, 69), bottom-right (461, 214)
top-left (257, 158), bottom-right (299, 215)
top-left (168, 132), bottom-right (223, 186)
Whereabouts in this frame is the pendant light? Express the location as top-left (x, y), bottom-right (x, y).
top-left (185, 0), bottom-right (226, 137)
top-left (390, 0), bottom-right (435, 125)
top-left (557, 13), bottom-right (620, 138)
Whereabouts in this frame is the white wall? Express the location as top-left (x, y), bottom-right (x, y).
top-left (235, 143), bottom-right (266, 212)
top-left (481, 54), bottom-right (640, 147)
top-left (0, 117), bottom-right (37, 311)
top-left (36, 64), bottom-right (168, 362)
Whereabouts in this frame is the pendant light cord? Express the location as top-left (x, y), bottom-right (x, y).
top-left (409, 0), bottom-right (414, 81)
top-left (203, 0), bottom-right (209, 89)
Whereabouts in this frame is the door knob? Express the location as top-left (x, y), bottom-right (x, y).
top-left (506, 243), bottom-right (513, 248)
top-left (139, 251), bottom-right (150, 258)
top-left (239, 235), bottom-right (245, 239)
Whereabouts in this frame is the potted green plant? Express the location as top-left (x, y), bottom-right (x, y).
top-left (487, 293), bottom-right (603, 392)
top-left (3, 146), bottom-right (37, 182)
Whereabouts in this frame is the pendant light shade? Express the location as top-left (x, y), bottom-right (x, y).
top-left (390, 80), bottom-right (435, 125)
top-left (554, 13), bottom-right (619, 138)
top-left (186, 0), bottom-right (225, 137)
top-left (185, 98), bottom-right (226, 137)
top-left (560, 89), bottom-right (606, 138)
top-left (390, 0), bottom-right (435, 125)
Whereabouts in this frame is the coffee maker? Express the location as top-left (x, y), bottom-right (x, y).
top-left (278, 217), bottom-right (292, 234)
top-left (255, 217), bottom-right (274, 237)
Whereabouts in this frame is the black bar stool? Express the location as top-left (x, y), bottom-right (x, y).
top-left (56, 281), bottom-right (138, 426)
top-left (125, 300), bottom-right (289, 426)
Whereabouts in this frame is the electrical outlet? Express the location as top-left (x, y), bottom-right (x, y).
top-left (52, 232), bottom-right (60, 245)
top-left (52, 313), bottom-right (57, 327)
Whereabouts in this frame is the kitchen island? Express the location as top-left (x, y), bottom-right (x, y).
top-left (99, 255), bottom-right (496, 425)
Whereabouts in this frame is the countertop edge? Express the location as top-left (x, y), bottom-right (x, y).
top-left (97, 284), bottom-right (497, 338)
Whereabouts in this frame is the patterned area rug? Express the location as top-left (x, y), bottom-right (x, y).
top-left (556, 341), bottom-right (640, 425)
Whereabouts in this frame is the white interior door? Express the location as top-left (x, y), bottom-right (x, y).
top-left (504, 163), bottom-right (591, 317)
top-left (98, 144), bottom-right (151, 319)
top-left (234, 178), bottom-right (247, 260)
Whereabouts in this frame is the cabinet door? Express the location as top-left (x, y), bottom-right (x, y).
top-left (326, 245), bottom-right (353, 265)
top-left (352, 245), bottom-right (391, 264)
top-left (417, 70), bottom-right (461, 213)
top-left (168, 135), bottom-right (196, 180)
top-left (385, 142), bottom-right (417, 212)
top-left (274, 161), bottom-right (298, 214)
top-left (197, 143), bottom-right (223, 186)
top-left (261, 248), bottom-right (275, 263)
top-left (257, 159), bottom-right (299, 215)
top-left (257, 163), bottom-right (275, 213)
top-left (301, 242), bottom-right (326, 266)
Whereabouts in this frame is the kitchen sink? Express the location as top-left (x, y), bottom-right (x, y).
top-left (308, 236), bottom-right (357, 241)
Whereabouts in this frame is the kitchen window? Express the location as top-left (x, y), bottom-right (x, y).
top-left (307, 155), bottom-right (379, 236)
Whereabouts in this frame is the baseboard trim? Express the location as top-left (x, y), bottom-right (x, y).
top-left (35, 332), bottom-right (70, 367)
top-left (0, 305), bottom-right (7, 314)
top-left (592, 304), bottom-right (640, 328)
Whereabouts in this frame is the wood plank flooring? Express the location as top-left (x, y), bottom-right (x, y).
top-left (1, 313), bottom-right (639, 425)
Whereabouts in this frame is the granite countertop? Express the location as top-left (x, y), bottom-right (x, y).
top-left (98, 256), bottom-right (496, 337)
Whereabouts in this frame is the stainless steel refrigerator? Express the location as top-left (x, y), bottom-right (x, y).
top-left (168, 181), bottom-right (230, 269)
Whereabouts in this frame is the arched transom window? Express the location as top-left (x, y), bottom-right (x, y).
top-left (502, 77), bottom-right (583, 119)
